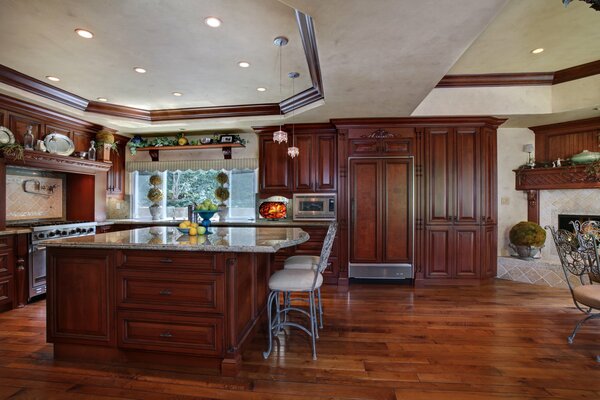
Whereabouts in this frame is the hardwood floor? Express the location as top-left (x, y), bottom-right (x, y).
top-left (0, 280), bottom-right (599, 399)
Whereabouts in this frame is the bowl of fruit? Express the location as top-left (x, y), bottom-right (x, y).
top-left (177, 220), bottom-right (206, 237)
top-left (193, 199), bottom-right (219, 233)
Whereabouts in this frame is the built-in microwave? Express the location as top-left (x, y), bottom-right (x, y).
top-left (292, 193), bottom-right (336, 221)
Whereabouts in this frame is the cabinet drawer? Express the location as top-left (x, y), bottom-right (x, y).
top-left (0, 276), bottom-right (13, 306)
top-left (118, 311), bottom-right (223, 356)
top-left (117, 271), bottom-right (224, 313)
top-left (0, 249), bottom-right (13, 277)
top-left (121, 250), bottom-right (221, 272)
top-left (0, 236), bottom-right (14, 249)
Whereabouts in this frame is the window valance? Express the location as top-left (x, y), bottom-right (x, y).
top-left (126, 158), bottom-right (258, 172)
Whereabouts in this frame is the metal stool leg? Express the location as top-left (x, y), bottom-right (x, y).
top-left (263, 291), bottom-right (276, 359)
top-left (317, 287), bottom-right (323, 329)
top-left (309, 290), bottom-right (317, 360)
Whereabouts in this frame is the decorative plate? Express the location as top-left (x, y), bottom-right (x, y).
top-left (44, 132), bottom-right (75, 156)
top-left (0, 126), bottom-right (15, 145)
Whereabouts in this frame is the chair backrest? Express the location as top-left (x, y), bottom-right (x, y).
top-left (310, 222), bottom-right (338, 289)
top-left (547, 225), bottom-right (600, 312)
top-left (573, 220), bottom-right (600, 283)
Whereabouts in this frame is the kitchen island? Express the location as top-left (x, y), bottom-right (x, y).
top-left (44, 226), bottom-right (308, 375)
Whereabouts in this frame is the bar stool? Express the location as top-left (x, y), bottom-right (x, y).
top-left (263, 222), bottom-right (337, 360)
top-left (282, 222), bottom-right (337, 329)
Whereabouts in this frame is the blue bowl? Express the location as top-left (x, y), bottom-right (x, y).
top-left (195, 210), bottom-right (217, 220)
top-left (176, 227), bottom-right (190, 235)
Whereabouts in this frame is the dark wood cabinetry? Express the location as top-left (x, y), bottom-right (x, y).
top-left (256, 124), bottom-right (337, 196)
top-left (107, 136), bottom-right (127, 198)
top-left (349, 158), bottom-right (413, 265)
top-left (0, 234), bottom-right (28, 312)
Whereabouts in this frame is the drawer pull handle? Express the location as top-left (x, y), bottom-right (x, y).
top-left (160, 258), bottom-right (173, 263)
top-left (160, 331), bottom-right (173, 338)
top-left (159, 289), bottom-right (172, 296)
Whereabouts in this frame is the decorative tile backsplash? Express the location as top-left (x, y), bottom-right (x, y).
top-left (6, 170), bottom-right (65, 221)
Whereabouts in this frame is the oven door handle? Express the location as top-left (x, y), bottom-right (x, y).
top-left (32, 245), bottom-right (46, 252)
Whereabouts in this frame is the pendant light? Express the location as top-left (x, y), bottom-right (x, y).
top-left (287, 72), bottom-right (300, 159)
top-left (273, 36), bottom-right (288, 144)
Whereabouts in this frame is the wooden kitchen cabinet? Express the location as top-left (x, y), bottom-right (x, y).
top-left (107, 137), bottom-right (127, 198)
top-left (8, 113), bottom-right (42, 144)
top-left (258, 134), bottom-right (292, 194)
top-left (257, 125), bottom-right (337, 196)
top-left (349, 158), bottom-right (413, 265)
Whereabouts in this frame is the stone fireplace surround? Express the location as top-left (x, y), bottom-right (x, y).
top-left (497, 188), bottom-right (600, 288)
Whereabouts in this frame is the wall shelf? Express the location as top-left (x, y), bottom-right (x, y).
top-left (5, 151), bottom-right (112, 174)
top-left (136, 143), bottom-right (245, 161)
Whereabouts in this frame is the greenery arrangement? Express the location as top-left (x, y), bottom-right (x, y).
top-left (149, 174), bottom-right (163, 186)
top-left (95, 130), bottom-right (119, 154)
top-left (127, 134), bottom-right (247, 155)
top-left (584, 160), bottom-right (600, 181)
top-left (0, 142), bottom-right (25, 160)
top-left (509, 221), bottom-right (546, 247)
top-left (215, 171), bottom-right (230, 205)
top-left (147, 187), bottom-right (163, 203)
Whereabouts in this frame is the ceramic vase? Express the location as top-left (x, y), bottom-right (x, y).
top-left (149, 203), bottom-right (161, 220)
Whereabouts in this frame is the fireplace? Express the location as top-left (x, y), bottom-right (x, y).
top-left (558, 214), bottom-right (600, 231)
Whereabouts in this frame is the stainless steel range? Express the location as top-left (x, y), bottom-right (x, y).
top-left (28, 221), bottom-right (97, 299)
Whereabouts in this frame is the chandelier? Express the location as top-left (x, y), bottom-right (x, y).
top-left (563, 0), bottom-right (600, 11)
top-left (273, 36), bottom-right (288, 144)
top-left (287, 72), bottom-right (300, 159)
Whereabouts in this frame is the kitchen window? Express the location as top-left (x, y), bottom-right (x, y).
top-left (130, 169), bottom-right (257, 220)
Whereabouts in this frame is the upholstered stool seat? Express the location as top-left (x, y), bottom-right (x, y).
top-left (284, 255), bottom-right (319, 269)
top-left (269, 269), bottom-right (323, 292)
top-left (573, 285), bottom-right (600, 309)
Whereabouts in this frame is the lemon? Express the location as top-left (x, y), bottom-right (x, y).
top-left (191, 222), bottom-right (198, 228)
top-left (189, 227), bottom-right (198, 236)
top-left (189, 236), bottom-right (198, 244)
top-left (178, 222), bottom-right (188, 229)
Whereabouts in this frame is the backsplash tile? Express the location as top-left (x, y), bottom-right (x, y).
top-left (6, 172), bottom-right (64, 221)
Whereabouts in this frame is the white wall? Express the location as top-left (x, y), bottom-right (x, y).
top-left (496, 127), bottom-right (534, 255)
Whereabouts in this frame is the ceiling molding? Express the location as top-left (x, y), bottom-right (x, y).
top-left (437, 72), bottom-right (554, 87)
top-left (529, 116), bottom-right (600, 134)
top-left (330, 116), bottom-right (507, 128)
top-left (437, 59), bottom-right (600, 88)
top-left (553, 60), bottom-right (600, 85)
top-left (0, 10), bottom-right (323, 123)
top-left (0, 64), bottom-right (89, 110)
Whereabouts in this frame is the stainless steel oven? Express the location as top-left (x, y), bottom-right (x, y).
top-left (292, 193), bottom-right (336, 221)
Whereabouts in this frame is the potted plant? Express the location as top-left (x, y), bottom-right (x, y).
top-left (147, 174), bottom-right (163, 220)
top-left (509, 221), bottom-right (547, 259)
top-left (95, 129), bottom-right (119, 161)
top-left (214, 172), bottom-right (229, 221)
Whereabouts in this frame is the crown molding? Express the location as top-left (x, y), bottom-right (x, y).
top-left (0, 65), bottom-right (89, 110)
top-left (331, 116), bottom-right (507, 128)
top-left (0, 10), bottom-right (323, 123)
top-left (437, 59), bottom-right (600, 88)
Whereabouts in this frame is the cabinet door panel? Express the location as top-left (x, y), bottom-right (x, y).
top-left (454, 226), bottom-right (480, 278)
top-left (349, 139), bottom-right (378, 156)
top-left (48, 250), bottom-right (113, 345)
top-left (293, 134), bottom-right (314, 192)
top-left (44, 124), bottom-right (71, 141)
top-left (481, 127), bottom-right (497, 225)
top-left (8, 113), bottom-right (41, 145)
top-left (382, 159), bottom-right (412, 263)
top-left (425, 227), bottom-right (452, 278)
top-left (426, 128), bottom-right (453, 224)
top-left (455, 128), bottom-right (480, 224)
top-left (349, 159), bottom-right (379, 262)
top-left (481, 225), bottom-right (497, 278)
top-left (72, 130), bottom-right (93, 153)
top-left (315, 134), bottom-right (336, 192)
top-left (259, 135), bottom-right (292, 193)
top-left (382, 139), bottom-right (412, 155)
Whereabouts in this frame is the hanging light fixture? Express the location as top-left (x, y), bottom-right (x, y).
top-left (273, 36), bottom-right (288, 144)
top-left (563, 0), bottom-right (600, 11)
top-left (287, 72), bottom-right (300, 159)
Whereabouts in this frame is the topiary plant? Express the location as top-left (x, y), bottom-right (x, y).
top-left (509, 221), bottom-right (546, 247)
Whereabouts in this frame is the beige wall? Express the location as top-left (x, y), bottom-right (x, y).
top-left (496, 127), bottom-right (534, 255)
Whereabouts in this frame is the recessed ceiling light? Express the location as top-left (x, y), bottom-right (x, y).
top-left (205, 17), bottom-right (222, 28)
top-left (133, 67), bottom-right (147, 74)
top-left (75, 28), bottom-right (94, 39)
top-left (97, 97), bottom-right (108, 102)
top-left (257, 87), bottom-right (267, 92)
top-left (531, 48), bottom-right (544, 54)
top-left (172, 92), bottom-right (183, 97)
top-left (238, 61), bottom-right (250, 68)
top-left (46, 76), bottom-right (60, 82)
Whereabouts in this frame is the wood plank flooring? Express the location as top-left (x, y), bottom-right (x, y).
top-left (0, 279), bottom-right (599, 400)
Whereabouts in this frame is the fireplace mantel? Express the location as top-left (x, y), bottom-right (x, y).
top-left (514, 165), bottom-right (600, 191)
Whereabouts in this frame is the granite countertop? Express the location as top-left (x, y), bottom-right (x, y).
top-left (43, 226), bottom-right (309, 253)
top-left (0, 228), bottom-right (32, 236)
top-left (101, 218), bottom-right (333, 227)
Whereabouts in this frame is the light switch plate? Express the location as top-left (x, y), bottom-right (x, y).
top-left (500, 197), bottom-right (510, 205)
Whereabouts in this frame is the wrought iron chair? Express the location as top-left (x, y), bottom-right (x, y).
top-left (547, 221), bottom-right (600, 344)
top-left (263, 222), bottom-right (337, 360)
